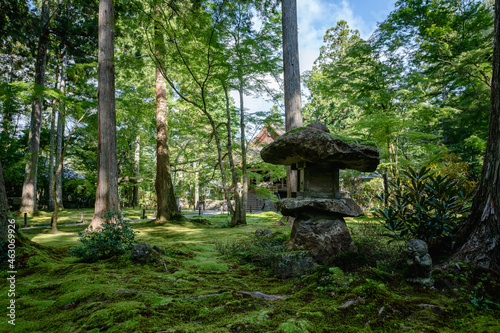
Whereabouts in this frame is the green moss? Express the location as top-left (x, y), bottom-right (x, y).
top-left (328, 133), bottom-right (377, 147)
top-left (278, 318), bottom-right (313, 332)
top-left (3, 209), bottom-right (499, 332)
top-left (281, 125), bottom-right (377, 148)
top-left (284, 126), bottom-right (306, 134)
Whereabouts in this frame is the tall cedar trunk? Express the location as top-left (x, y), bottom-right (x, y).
top-left (282, 0), bottom-right (303, 200)
top-left (238, 79), bottom-right (247, 223)
top-left (0, 159), bottom-right (11, 243)
top-left (282, 0), bottom-right (302, 231)
top-left (20, 0), bottom-right (50, 214)
top-left (449, 0), bottom-right (500, 269)
top-left (132, 134), bottom-right (140, 207)
top-left (48, 58), bottom-right (61, 210)
top-left (153, 2), bottom-right (232, 217)
top-left (55, 50), bottom-right (67, 209)
top-left (89, 0), bottom-right (120, 229)
top-left (155, 18), bottom-right (179, 222)
top-left (50, 126), bottom-right (67, 233)
top-left (55, 112), bottom-right (65, 209)
top-left (282, 0), bottom-right (303, 132)
top-left (48, 89), bottom-right (57, 210)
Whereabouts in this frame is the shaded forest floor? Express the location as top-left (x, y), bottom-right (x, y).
top-left (1, 210), bottom-right (500, 332)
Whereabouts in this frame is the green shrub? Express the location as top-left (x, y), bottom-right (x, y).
top-left (341, 170), bottom-right (384, 211)
top-left (215, 232), bottom-right (288, 267)
top-left (68, 212), bottom-right (137, 262)
top-left (373, 166), bottom-right (472, 250)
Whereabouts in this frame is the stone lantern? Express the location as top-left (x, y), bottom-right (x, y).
top-left (260, 122), bottom-right (380, 264)
top-left (293, 161), bottom-right (341, 199)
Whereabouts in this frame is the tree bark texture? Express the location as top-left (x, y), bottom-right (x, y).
top-left (90, 0), bottom-right (120, 229)
top-left (55, 109), bottom-right (65, 210)
top-left (55, 118), bottom-right (64, 209)
top-left (155, 19), bottom-right (179, 222)
top-left (20, 0), bottom-right (50, 214)
top-left (48, 95), bottom-right (57, 211)
top-left (450, 0), bottom-right (500, 270)
top-left (48, 59), bottom-right (61, 211)
top-left (239, 80), bottom-right (247, 224)
top-left (282, 0), bottom-right (303, 199)
top-left (55, 50), bottom-right (67, 210)
top-left (132, 134), bottom-right (140, 207)
top-left (282, 0), bottom-right (303, 132)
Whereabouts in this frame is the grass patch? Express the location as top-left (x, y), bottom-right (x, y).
top-left (2, 209), bottom-right (499, 332)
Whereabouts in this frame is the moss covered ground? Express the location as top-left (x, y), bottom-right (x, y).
top-left (1, 210), bottom-right (499, 332)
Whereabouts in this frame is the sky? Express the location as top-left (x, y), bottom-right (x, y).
top-left (237, 0), bottom-right (397, 118)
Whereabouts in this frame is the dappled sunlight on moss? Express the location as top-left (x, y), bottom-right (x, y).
top-left (3, 208), bottom-right (498, 332)
top-left (29, 232), bottom-right (80, 248)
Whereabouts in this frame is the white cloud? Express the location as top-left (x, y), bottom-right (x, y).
top-left (297, 0), bottom-right (373, 76)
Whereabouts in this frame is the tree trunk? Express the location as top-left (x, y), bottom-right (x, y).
top-left (89, 0), bottom-right (120, 229)
top-left (154, 16), bottom-right (179, 222)
top-left (55, 50), bottom-right (67, 210)
top-left (194, 161), bottom-right (199, 209)
top-left (203, 108), bottom-right (233, 218)
top-left (238, 80), bottom-right (247, 223)
top-left (132, 134), bottom-right (140, 207)
top-left (20, 0), bottom-right (50, 214)
top-left (222, 83), bottom-right (244, 227)
top-left (282, 0), bottom-right (303, 132)
top-left (48, 104), bottom-right (56, 211)
top-left (282, 0), bottom-right (303, 200)
top-left (50, 111), bottom-right (89, 233)
top-left (449, 0), bottom-right (500, 270)
top-left (51, 130), bottom-right (66, 233)
top-left (282, 0), bottom-right (302, 230)
top-left (48, 61), bottom-right (61, 211)
top-left (55, 110), bottom-right (65, 210)
top-left (54, 111), bottom-right (65, 210)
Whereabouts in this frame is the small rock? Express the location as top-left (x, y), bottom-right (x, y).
top-left (289, 216), bottom-right (357, 265)
top-left (255, 228), bottom-right (272, 237)
top-left (130, 242), bottom-right (162, 264)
